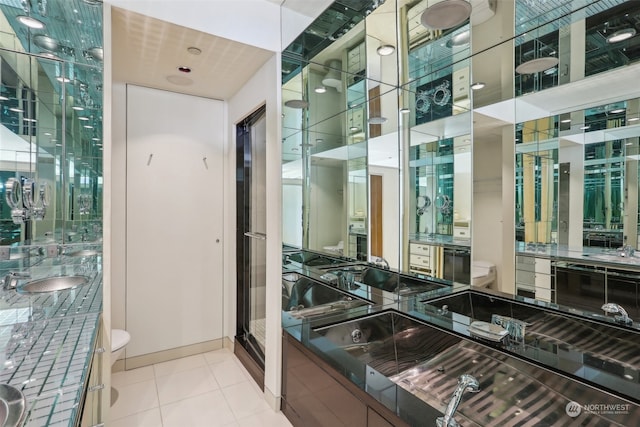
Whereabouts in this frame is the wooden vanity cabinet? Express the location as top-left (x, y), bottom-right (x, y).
top-left (282, 332), bottom-right (407, 427)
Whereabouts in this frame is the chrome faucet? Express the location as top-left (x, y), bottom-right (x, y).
top-left (371, 256), bottom-right (390, 270)
top-left (602, 303), bottom-right (633, 325)
top-left (3, 271), bottom-right (30, 290)
top-left (436, 374), bottom-right (479, 427)
top-left (617, 244), bottom-right (635, 258)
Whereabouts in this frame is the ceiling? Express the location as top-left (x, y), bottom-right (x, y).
top-left (111, 7), bottom-right (274, 100)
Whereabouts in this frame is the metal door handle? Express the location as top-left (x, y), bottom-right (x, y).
top-left (244, 232), bottom-right (266, 240)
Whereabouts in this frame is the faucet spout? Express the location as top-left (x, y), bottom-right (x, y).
top-left (602, 303), bottom-right (633, 325)
top-left (436, 374), bottom-right (479, 427)
top-left (3, 271), bottom-right (31, 290)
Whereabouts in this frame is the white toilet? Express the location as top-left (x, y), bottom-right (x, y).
top-left (472, 261), bottom-right (496, 288)
top-left (111, 329), bottom-right (130, 366)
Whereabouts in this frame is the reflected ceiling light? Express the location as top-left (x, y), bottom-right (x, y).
top-left (400, 108), bottom-right (410, 114)
top-left (543, 67), bottom-right (557, 75)
top-left (9, 107), bottom-right (23, 113)
top-left (92, 137), bottom-right (100, 141)
top-left (314, 86), bottom-right (327, 94)
top-left (56, 76), bottom-right (71, 83)
top-left (86, 47), bottom-right (103, 61)
top-left (376, 44), bottom-right (395, 56)
top-left (33, 35), bottom-right (60, 51)
top-left (17, 15), bottom-right (45, 29)
top-left (0, 95), bottom-right (8, 101)
top-left (284, 99), bottom-right (309, 109)
top-left (580, 125), bottom-right (590, 130)
top-left (607, 28), bottom-right (636, 43)
top-left (178, 66), bottom-right (192, 73)
top-left (368, 116), bottom-right (387, 124)
top-left (446, 30), bottom-right (470, 48)
top-left (322, 59), bottom-right (343, 93)
top-left (515, 57), bottom-right (559, 74)
top-left (421, 0), bottom-right (472, 30)
top-left (72, 106), bottom-right (84, 111)
top-left (610, 108), bottom-right (625, 114)
top-left (23, 118), bottom-right (36, 122)
top-left (44, 132), bottom-right (52, 136)
top-left (629, 117), bottom-right (640, 122)
top-left (470, 82), bottom-right (485, 90)
top-left (82, 0), bottom-right (103, 5)
top-left (78, 116), bottom-right (90, 121)
top-left (83, 125), bottom-right (94, 129)
top-left (38, 52), bottom-right (61, 60)
top-left (560, 118), bottom-right (571, 123)
top-left (350, 126), bottom-right (360, 131)
top-left (187, 46), bottom-right (202, 55)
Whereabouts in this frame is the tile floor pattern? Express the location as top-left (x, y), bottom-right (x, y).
top-left (110, 348), bottom-right (293, 427)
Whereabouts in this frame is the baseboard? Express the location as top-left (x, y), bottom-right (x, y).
top-left (112, 359), bottom-right (125, 373)
top-left (121, 339), bottom-right (225, 370)
top-left (264, 386), bottom-right (281, 411)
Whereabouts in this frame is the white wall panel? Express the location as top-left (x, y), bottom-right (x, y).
top-left (126, 85), bottom-right (225, 357)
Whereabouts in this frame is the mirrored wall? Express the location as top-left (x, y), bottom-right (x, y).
top-left (0, 0), bottom-right (103, 249)
top-left (282, 0), bottom-right (640, 308)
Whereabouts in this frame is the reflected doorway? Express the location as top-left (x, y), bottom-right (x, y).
top-left (235, 105), bottom-right (267, 387)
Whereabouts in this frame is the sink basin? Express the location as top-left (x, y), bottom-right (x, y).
top-left (65, 249), bottom-right (101, 257)
top-left (0, 384), bottom-right (26, 427)
top-left (17, 275), bottom-right (88, 294)
top-left (360, 268), bottom-right (445, 295)
top-left (286, 251), bottom-right (344, 267)
top-left (284, 277), bottom-right (369, 315)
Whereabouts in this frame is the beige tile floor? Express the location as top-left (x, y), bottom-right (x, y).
top-left (109, 348), bottom-right (293, 427)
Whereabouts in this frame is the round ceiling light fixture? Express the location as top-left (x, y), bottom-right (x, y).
top-left (17, 15), bottom-right (45, 29)
top-left (314, 86), bottom-right (327, 94)
top-left (72, 106), bottom-right (84, 111)
top-left (187, 46), bottom-right (202, 55)
top-left (470, 82), bottom-right (485, 90)
top-left (38, 51), bottom-right (61, 60)
top-left (610, 108), bottom-right (625, 114)
top-left (34, 35), bottom-right (60, 51)
top-left (376, 44), bottom-right (395, 56)
top-left (606, 28), bottom-right (636, 43)
top-left (515, 57), bottom-right (559, 74)
top-left (368, 116), bottom-right (388, 125)
top-left (421, 0), bottom-right (472, 30)
top-left (178, 66), bottom-right (192, 73)
top-left (56, 76), bottom-right (71, 83)
top-left (284, 99), bottom-right (309, 109)
top-left (446, 30), bottom-right (470, 48)
top-left (86, 47), bottom-right (103, 61)
top-left (560, 118), bottom-right (571, 123)
top-left (166, 75), bottom-right (193, 86)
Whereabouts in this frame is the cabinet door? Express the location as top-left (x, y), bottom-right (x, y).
top-left (556, 265), bottom-right (605, 313)
top-left (368, 407), bottom-right (394, 427)
top-left (283, 334), bottom-right (367, 427)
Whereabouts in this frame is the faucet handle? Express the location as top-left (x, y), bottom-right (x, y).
top-left (3, 271), bottom-right (30, 290)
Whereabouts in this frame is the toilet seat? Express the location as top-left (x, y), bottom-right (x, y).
top-left (111, 329), bottom-right (131, 352)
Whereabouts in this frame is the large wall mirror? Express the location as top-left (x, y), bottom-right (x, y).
top-left (282, 0), bottom-right (640, 316)
top-left (0, 0), bottom-right (103, 250)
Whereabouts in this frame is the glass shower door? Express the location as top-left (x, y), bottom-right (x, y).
top-left (236, 106), bottom-right (266, 371)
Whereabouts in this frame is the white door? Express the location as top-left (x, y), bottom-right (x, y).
top-left (125, 85), bottom-right (225, 357)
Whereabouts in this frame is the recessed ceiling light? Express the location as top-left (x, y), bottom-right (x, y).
top-left (84, 125), bottom-right (94, 129)
top-left (72, 106), bottom-right (84, 111)
top-left (610, 108), bottom-right (625, 114)
top-left (9, 107), bottom-right (23, 113)
top-left (314, 86), bottom-right (327, 94)
top-left (446, 30), bottom-right (470, 48)
top-left (607, 28), bottom-right (636, 43)
top-left (16, 15), bottom-right (45, 29)
top-left (0, 96), bottom-right (8, 101)
top-left (368, 116), bottom-right (387, 125)
top-left (44, 132), bottom-right (52, 136)
top-left (187, 46), bottom-right (202, 55)
top-left (23, 118), bottom-right (37, 122)
top-left (178, 66), bottom-right (192, 73)
top-left (626, 142), bottom-right (633, 146)
top-left (166, 75), bottom-right (193, 86)
top-left (350, 126), bottom-right (360, 131)
top-left (92, 137), bottom-right (100, 141)
top-left (580, 125), bottom-right (590, 130)
top-left (284, 99), bottom-right (309, 109)
top-left (561, 118), bottom-right (571, 123)
top-left (78, 116), bottom-right (90, 121)
top-left (421, 0), bottom-right (472, 30)
top-left (515, 57), bottom-right (559, 74)
top-left (376, 44), bottom-right (395, 56)
top-left (33, 35), bottom-right (60, 51)
top-left (400, 108), bottom-right (410, 114)
top-left (56, 76), bottom-right (71, 83)
top-left (470, 82), bottom-right (485, 90)
top-left (629, 117), bottom-right (640, 122)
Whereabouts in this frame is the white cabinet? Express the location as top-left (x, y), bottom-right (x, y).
top-left (516, 255), bottom-right (553, 302)
top-left (409, 243), bottom-right (433, 274)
